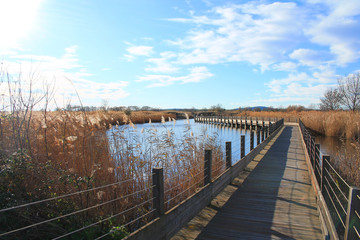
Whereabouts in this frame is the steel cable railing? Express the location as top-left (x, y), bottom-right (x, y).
top-left (53, 198), bottom-right (155, 240)
top-left (166, 174), bottom-right (207, 207)
top-left (0, 185), bottom-right (153, 238)
top-left (0, 174), bottom-right (153, 214)
top-left (299, 119), bottom-right (360, 240)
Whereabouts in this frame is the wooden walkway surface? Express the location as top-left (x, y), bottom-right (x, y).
top-left (173, 126), bottom-right (323, 240)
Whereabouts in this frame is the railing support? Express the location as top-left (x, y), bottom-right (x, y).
top-left (152, 168), bottom-right (164, 218)
top-left (321, 156), bottom-right (329, 192)
top-left (250, 131), bottom-right (254, 151)
top-left (226, 142), bottom-right (232, 168)
top-left (265, 126), bottom-right (268, 139)
top-left (204, 149), bottom-right (212, 185)
top-left (257, 130), bottom-right (260, 145)
top-left (344, 187), bottom-right (360, 240)
top-left (241, 135), bottom-right (245, 158)
top-left (315, 144), bottom-right (320, 164)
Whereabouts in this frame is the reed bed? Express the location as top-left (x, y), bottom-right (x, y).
top-left (335, 142), bottom-right (360, 187)
top-left (233, 110), bottom-right (360, 139)
top-left (0, 106), bottom-right (222, 239)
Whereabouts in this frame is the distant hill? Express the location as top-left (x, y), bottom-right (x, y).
top-left (231, 106), bottom-right (270, 111)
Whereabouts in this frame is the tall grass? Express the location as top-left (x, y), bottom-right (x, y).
top-left (0, 73), bottom-right (222, 238)
top-left (233, 110), bottom-right (360, 139)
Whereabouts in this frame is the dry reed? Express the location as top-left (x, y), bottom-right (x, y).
top-left (0, 106), bottom-right (221, 238)
top-left (233, 110), bottom-right (360, 139)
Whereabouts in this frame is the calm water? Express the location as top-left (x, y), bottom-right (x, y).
top-left (108, 119), bottom-right (261, 165)
top-left (316, 135), bottom-right (356, 163)
top-left (108, 119), bottom-right (354, 166)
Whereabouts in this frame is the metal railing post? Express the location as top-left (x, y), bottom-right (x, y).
top-left (321, 156), bottom-right (330, 192)
top-left (204, 149), bottom-right (212, 185)
top-left (257, 130), bottom-right (260, 145)
top-left (152, 168), bottom-right (164, 218)
top-left (241, 135), bottom-right (245, 158)
top-left (226, 142), bottom-right (232, 168)
top-left (265, 126), bottom-right (268, 139)
top-left (344, 187), bottom-right (360, 240)
top-left (250, 131), bottom-right (254, 151)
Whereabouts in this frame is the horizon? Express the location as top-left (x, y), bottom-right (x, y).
top-left (1, 0), bottom-right (360, 109)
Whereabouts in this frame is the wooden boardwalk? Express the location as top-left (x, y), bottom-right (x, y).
top-left (173, 126), bottom-right (323, 240)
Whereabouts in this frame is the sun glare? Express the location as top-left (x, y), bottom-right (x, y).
top-left (0, 0), bottom-right (43, 51)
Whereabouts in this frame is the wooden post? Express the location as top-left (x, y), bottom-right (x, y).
top-left (250, 131), bottom-right (254, 151)
top-left (321, 156), bottom-right (330, 192)
top-left (204, 149), bottom-right (212, 185)
top-left (257, 130), bottom-right (260, 145)
top-left (241, 135), bottom-right (245, 158)
top-left (344, 187), bottom-right (360, 240)
top-left (226, 142), bottom-right (232, 168)
top-left (152, 168), bottom-right (164, 218)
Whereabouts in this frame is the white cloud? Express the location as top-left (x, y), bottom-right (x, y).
top-left (166, 1), bottom-right (360, 73)
top-left (266, 72), bottom-right (310, 94)
top-left (124, 45), bottom-right (154, 61)
top-left (168, 2), bottom-right (307, 70)
top-left (265, 70), bottom-right (336, 102)
top-left (306, 0), bottom-right (360, 65)
top-left (137, 66), bottom-right (213, 87)
top-left (290, 48), bottom-right (333, 67)
top-left (145, 51), bottom-right (179, 73)
top-left (1, 46), bottom-right (129, 108)
top-left (272, 61), bottom-right (298, 72)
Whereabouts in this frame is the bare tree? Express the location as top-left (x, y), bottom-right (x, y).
top-left (210, 104), bottom-right (225, 115)
top-left (338, 73), bottom-right (360, 111)
top-left (100, 99), bottom-right (109, 112)
top-left (320, 88), bottom-right (342, 110)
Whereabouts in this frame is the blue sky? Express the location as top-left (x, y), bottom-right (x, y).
top-left (1, 0), bottom-right (360, 109)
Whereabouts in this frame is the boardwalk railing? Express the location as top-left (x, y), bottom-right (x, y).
top-left (194, 115), bottom-right (277, 129)
top-left (299, 120), bottom-right (360, 240)
top-left (0, 119), bottom-right (284, 239)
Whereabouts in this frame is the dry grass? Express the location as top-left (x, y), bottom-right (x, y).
top-left (335, 142), bottom-right (360, 187)
top-left (0, 108), bottom-right (222, 238)
top-left (232, 110), bottom-right (360, 139)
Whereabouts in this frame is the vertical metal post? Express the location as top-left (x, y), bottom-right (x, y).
top-left (250, 131), bottom-right (254, 151)
top-left (226, 142), bottom-right (232, 169)
top-left (344, 187), bottom-right (360, 240)
top-left (261, 127), bottom-right (265, 142)
top-left (321, 156), bottom-right (330, 192)
top-left (315, 144), bottom-right (320, 164)
top-left (265, 127), bottom-right (268, 139)
top-left (204, 149), bottom-right (212, 185)
top-left (311, 137), bottom-right (315, 168)
top-left (241, 135), bottom-right (245, 158)
top-left (257, 130), bottom-right (260, 145)
top-left (152, 168), bottom-right (164, 218)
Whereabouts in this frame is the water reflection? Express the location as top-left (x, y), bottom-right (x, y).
top-left (108, 119), bottom-right (261, 165)
top-left (316, 135), bottom-right (356, 163)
